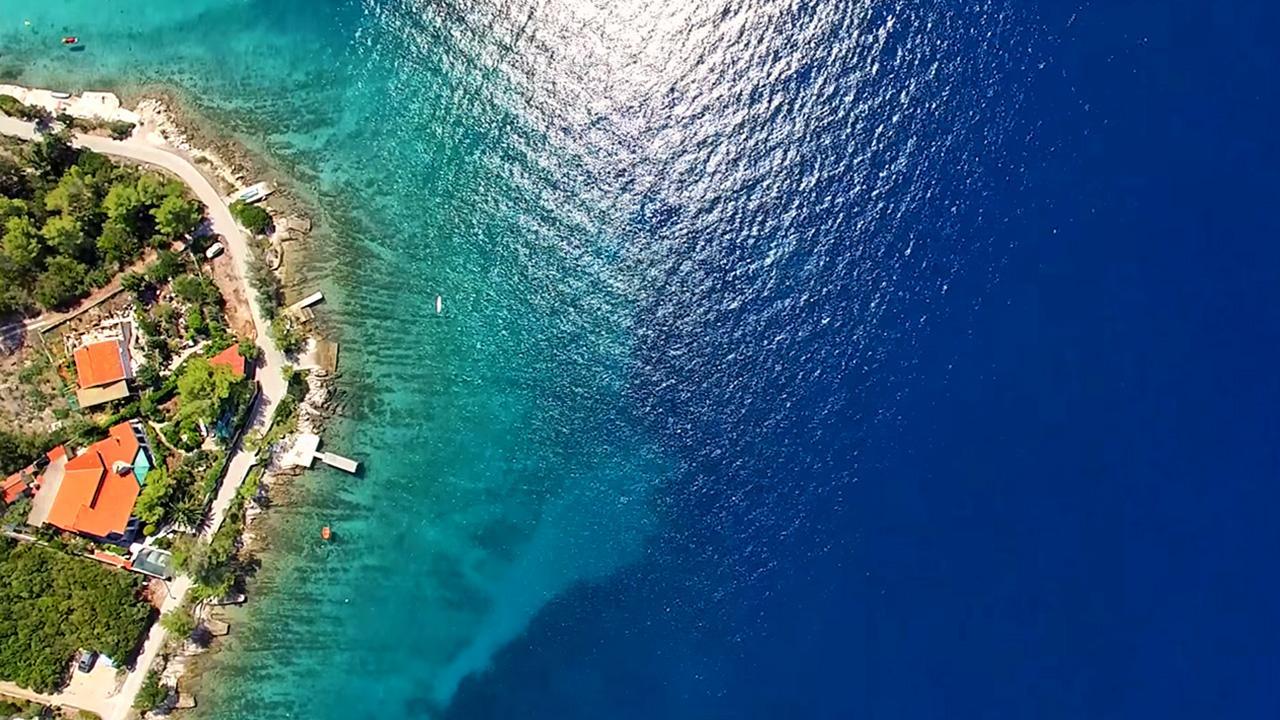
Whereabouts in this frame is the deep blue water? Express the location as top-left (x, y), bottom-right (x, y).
top-left (3, 1), bottom-right (1278, 717)
top-left (442, 3), bottom-right (1280, 718)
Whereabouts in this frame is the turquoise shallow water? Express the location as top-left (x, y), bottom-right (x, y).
top-left (2, 0), bottom-right (677, 712)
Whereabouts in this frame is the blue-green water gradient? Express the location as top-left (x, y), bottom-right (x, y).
top-left (0, 1), bottom-right (1041, 717)
top-left (3, 0), bottom-right (681, 712)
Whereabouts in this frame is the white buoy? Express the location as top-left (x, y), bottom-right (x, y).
top-left (435, 295), bottom-right (442, 314)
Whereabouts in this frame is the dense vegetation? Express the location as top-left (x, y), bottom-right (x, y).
top-left (134, 449), bottom-right (225, 535)
top-left (0, 427), bottom-right (52, 476)
top-left (0, 131), bottom-right (204, 314)
top-left (0, 539), bottom-right (150, 692)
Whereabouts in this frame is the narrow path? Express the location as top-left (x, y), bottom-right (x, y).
top-left (0, 116), bottom-right (289, 720)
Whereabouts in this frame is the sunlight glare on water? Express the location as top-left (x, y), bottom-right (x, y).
top-left (0, 0), bottom-right (1030, 717)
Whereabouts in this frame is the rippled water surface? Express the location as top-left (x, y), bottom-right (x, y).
top-left (4, 1), bottom-right (1279, 718)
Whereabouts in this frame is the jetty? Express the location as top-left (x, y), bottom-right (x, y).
top-left (288, 291), bottom-right (324, 311)
top-left (282, 433), bottom-right (360, 474)
top-left (286, 291), bottom-right (324, 324)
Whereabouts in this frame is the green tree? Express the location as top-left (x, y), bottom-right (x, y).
top-left (135, 173), bottom-right (178, 206)
top-left (0, 428), bottom-right (51, 475)
top-left (145, 249), bottom-right (184, 285)
top-left (271, 315), bottom-right (306, 354)
top-left (133, 467), bottom-right (173, 527)
top-left (169, 534), bottom-right (207, 576)
top-left (1, 496), bottom-right (32, 528)
top-left (96, 218), bottom-right (139, 268)
top-left (172, 274), bottom-right (218, 305)
top-left (152, 195), bottom-right (201, 238)
top-left (33, 256), bottom-right (88, 310)
top-left (102, 181), bottom-right (143, 224)
top-left (44, 166), bottom-right (96, 222)
top-left (40, 213), bottom-right (87, 257)
top-left (26, 130), bottom-right (76, 182)
top-left (0, 197), bottom-right (28, 221)
top-left (171, 497), bottom-right (207, 530)
top-left (177, 356), bottom-right (238, 423)
top-left (1, 216), bottom-right (41, 274)
top-left (0, 155), bottom-right (27, 198)
top-left (185, 304), bottom-right (208, 339)
top-left (0, 285), bottom-right (26, 314)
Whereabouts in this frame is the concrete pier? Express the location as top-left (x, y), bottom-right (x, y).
top-left (316, 451), bottom-right (360, 473)
top-left (282, 433), bottom-right (360, 474)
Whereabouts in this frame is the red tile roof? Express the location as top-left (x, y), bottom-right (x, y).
top-left (73, 340), bottom-right (129, 389)
top-left (46, 423), bottom-right (143, 538)
top-left (2, 468), bottom-right (31, 504)
top-left (208, 345), bottom-right (247, 378)
top-left (92, 551), bottom-right (133, 570)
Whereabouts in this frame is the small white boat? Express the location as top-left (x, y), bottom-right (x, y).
top-left (435, 295), bottom-right (442, 314)
top-left (227, 181), bottom-right (273, 205)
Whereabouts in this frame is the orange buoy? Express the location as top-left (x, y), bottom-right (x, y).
top-left (320, 526), bottom-right (332, 541)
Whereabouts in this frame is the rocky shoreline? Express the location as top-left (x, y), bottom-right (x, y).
top-left (131, 97), bottom-right (345, 715)
top-left (2, 81), bottom-right (344, 717)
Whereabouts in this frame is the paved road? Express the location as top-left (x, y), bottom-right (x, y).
top-left (0, 116), bottom-right (288, 720)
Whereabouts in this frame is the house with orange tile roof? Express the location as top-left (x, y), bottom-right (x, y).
top-left (73, 336), bottom-right (134, 409)
top-left (208, 344), bottom-right (248, 379)
top-left (44, 421), bottom-right (154, 543)
top-left (2, 467), bottom-right (33, 505)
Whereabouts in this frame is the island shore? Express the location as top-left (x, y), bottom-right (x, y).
top-left (0, 83), bottom-right (339, 719)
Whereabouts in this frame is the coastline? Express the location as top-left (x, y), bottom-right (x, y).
top-left (0, 82), bottom-right (343, 717)
top-left (113, 91), bottom-right (347, 715)
top-left (125, 93), bottom-right (350, 719)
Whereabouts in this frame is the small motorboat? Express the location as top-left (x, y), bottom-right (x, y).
top-left (435, 295), bottom-right (442, 314)
top-left (320, 526), bottom-right (332, 541)
top-left (61, 36), bottom-right (78, 45)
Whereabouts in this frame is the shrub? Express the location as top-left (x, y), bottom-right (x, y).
top-left (107, 121), bottom-right (135, 140)
top-left (160, 608), bottom-right (197, 638)
top-left (0, 94), bottom-right (26, 117)
top-left (145, 249), bottom-right (184, 285)
top-left (134, 671), bottom-right (168, 711)
top-left (119, 270), bottom-right (147, 294)
top-left (229, 199), bottom-right (271, 234)
top-left (270, 316), bottom-right (305, 354)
